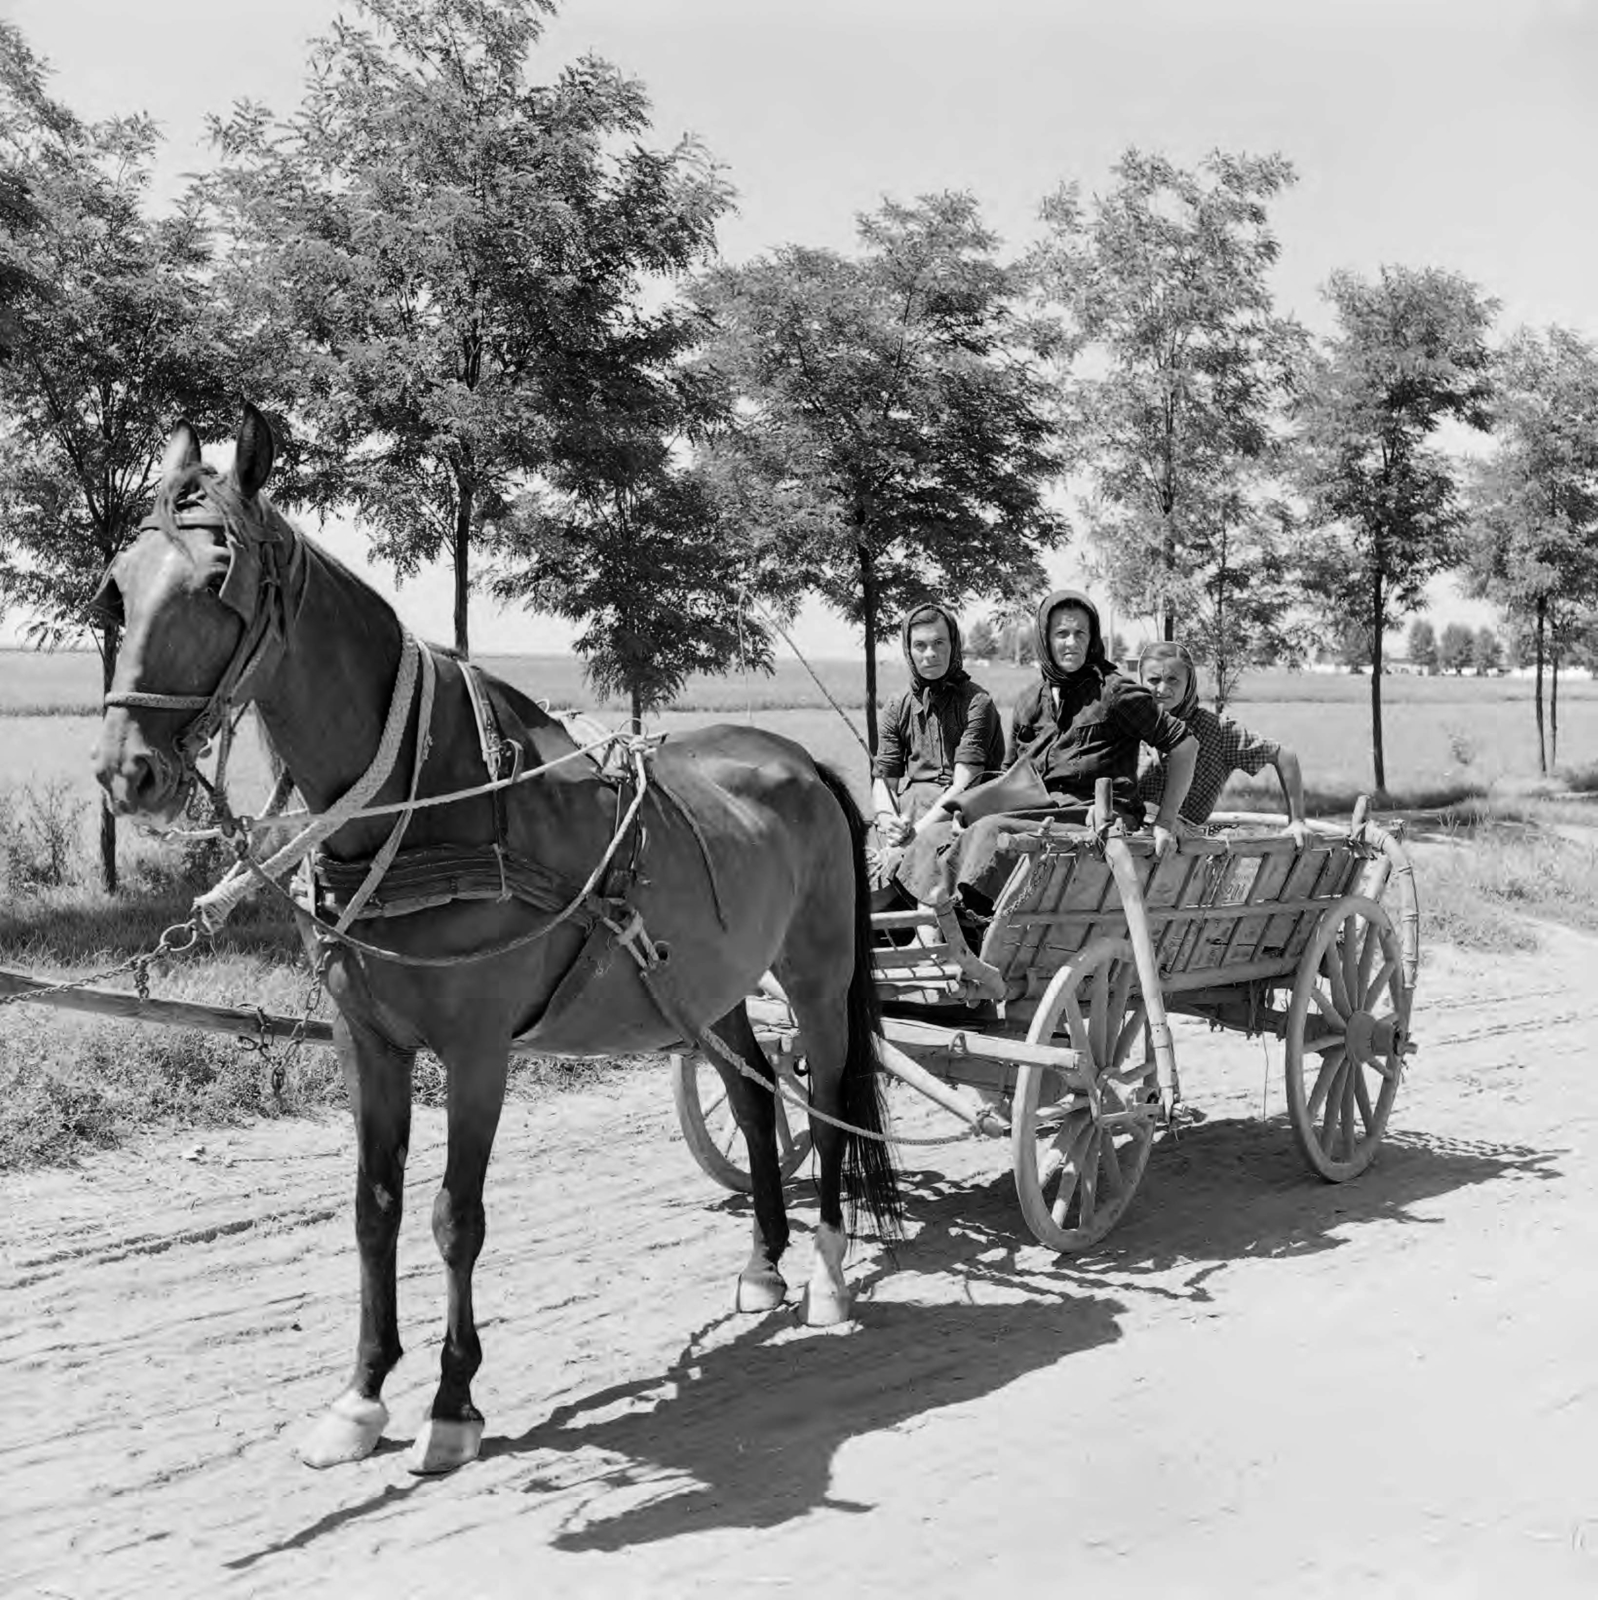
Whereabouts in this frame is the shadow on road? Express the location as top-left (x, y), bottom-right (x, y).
top-left (223, 1108), bottom-right (1552, 1566)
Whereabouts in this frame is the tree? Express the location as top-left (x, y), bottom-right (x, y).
top-left (491, 337), bottom-right (785, 730)
top-left (204, 0), bottom-right (729, 657)
top-left (1472, 624), bottom-right (1502, 676)
top-left (1033, 148), bottom-right (1306, 644)
top-left (1294, 265), bottom-right (1496, 790)
top-left (964, 617), bottom-right (999, 661)
top-left (1407, 618), bottom-right (1438, 674)
top-left (1182, 501), bottom-right (1305, 708)
top-left (1438, 621), bottom-right (1475, 674)
top-left (1463, 325), bottom-right (1598, 772)
top-left (0, 24), bottom-right (237, 890)
top-left (692, 192), bottom-right (1066, 753)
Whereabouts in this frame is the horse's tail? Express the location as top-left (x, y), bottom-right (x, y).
top-left (814, 761), bottom-right (903, 1240)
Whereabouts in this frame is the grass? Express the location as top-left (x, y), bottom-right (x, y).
top-left (1421, 816), bottom-right (1598, 955)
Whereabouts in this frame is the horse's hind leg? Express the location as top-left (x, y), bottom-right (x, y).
top-left (707, 1004), bottom-right (791, 1312)
top-left (409, 1038), bottom-right (509, 1476)
top-left (301, 1018), bottom-right (415, 1468)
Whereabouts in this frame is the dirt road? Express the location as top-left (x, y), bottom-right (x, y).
top-left (5, 931), bottom-right (1598, 1598)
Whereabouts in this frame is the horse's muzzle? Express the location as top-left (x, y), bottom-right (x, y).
top-left (92, 717), bottom-right (181, 820)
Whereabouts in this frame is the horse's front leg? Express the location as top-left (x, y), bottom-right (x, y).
top-left (707, 1005), bottom-right (792, 1313)
top-left (301, 1016), bottom-right (415, 1468)
top-left (408, 1038), bottom-right (509, 1476)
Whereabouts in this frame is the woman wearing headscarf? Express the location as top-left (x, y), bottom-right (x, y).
top-left (871, 600), bottom-right (1005, 849)
top-left (1006, 589), bottom-right (1197, 849)
top-left (897, 590), bottom-right (1198, 918)
top-left (1136, 641), bottom-right (1309, 845)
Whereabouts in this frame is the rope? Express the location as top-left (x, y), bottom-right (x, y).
top-left (742, 591), bottom-right (871, 761)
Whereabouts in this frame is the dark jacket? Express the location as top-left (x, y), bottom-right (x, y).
top-left (1010, 588), bottom-right (1190, 820)
top-left (873, 601), bottom-right (1004, 819)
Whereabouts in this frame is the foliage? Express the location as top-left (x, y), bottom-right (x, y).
top-left (495, 458), bottom-right (780, 729)
top-left (0, 23), bottom-right (240, 890)
top-left (964, 617), bottom-right (999, 660)
top-left (1473, 624), bottom-right (1503, 675)
top-left (203, 0), bottom-right (730, 656)
top-left (1293, 264), bottom-right (1497, 790)
top-left (1463, 324), bottom-right (1598, 772)
top-left (692, 191), bottom-right (1066, 749)
top-left (1407, 618), bottom-right (1438, 673)
top-left (1033, 148), bottom-right (1306, 648)
top-left (1439, 621), bottom-right (1476, 675)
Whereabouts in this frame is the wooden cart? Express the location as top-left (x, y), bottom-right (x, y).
top-left (673, 791), bottom-right (1420, 1252)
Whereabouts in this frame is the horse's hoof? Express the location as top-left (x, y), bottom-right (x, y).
top-left (801, 1286), bottom-right (854, 1327)
top-left (299, 1391), bottom-right (389, 1468)
top-left (406, 1416), bottom-right (485, 1476)
top-left (735, 1269), bottom-right (787, 1313)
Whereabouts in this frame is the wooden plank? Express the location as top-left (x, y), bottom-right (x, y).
top-left (1006, 893), bottom-right (1361, 928)
top-left (0, 969), bottom-right (338, 1047)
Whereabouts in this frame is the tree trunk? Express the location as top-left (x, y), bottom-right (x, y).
top-left (1369, 571), bottom-right (1386, 795)
top-left (98, 627), bottom-right (119, 894)
top-left (859, 543), bottom-right (880, 756)
top-left (452, 479), bottom-right (474, 658)
top-left (629, 682), bottom-right (643, 737)
top-left (1534, 597), bottom-right (1546, 777)
top-left (1550, 629), bottom-right (1560, 771)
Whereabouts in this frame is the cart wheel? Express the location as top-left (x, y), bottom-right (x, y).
top-left (1011, 937), bottom-right (1160, 1252)
top-left (671, 1050), bottom-right (814, 1193)
top-left (1284, 894), bottom-right (1411, 1181)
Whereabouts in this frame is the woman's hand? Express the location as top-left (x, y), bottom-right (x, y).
top-left (1282, 818), bottom-right (1311, 849)
top-left (1151, 822), bottom-right (1182, 860)
top-left (876, 810), bottom-right (913, 846)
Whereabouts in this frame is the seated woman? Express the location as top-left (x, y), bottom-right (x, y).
top-left (870, 601), bottom-right (1004, 890)
top-left (1136, 642), bottom-right (1309, 847)
top-left (897, 589), bottom-right (1198, 917)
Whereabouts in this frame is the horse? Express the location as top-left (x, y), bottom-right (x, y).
top-left (90, 404), bottom-right (901, 1476)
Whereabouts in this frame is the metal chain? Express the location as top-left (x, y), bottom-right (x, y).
top-left (0, 919), bottom-right (200, 1013)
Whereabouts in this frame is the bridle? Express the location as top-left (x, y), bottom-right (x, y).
top-left (94, 474), bottom-right (304, 804)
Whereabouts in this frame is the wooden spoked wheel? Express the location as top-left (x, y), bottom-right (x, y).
top-left (670, 1049), bottom-right (814, 1193)
top-left (1284, 894), bottom-right (1411, 1181)
top-left (1010, 937), bottom-right (1162, 1252)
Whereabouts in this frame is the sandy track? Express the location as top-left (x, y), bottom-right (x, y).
top-left (5, 932), bottom-right (1598, 1599)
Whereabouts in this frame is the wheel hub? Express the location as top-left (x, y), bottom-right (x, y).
top-left (1344, 1008), bottom-right (1400, 1065)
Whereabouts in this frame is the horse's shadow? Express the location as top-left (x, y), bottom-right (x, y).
top-left (484, 1180), bottom-right (1125, 1552)
top-left (481, 1109), bottom-right (1554, 1552)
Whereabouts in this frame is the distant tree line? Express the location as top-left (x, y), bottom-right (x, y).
top-left (4, 0), bottom-right (1598, 895)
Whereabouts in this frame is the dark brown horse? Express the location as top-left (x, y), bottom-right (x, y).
top-left (91, 405), bottom-right (900, 1475)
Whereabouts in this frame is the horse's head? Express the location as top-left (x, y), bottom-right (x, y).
top-left (92, 403), bottom-right (289, 821)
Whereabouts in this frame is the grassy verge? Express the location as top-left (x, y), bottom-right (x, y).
top-left (1422, 819), bottom-right (1598, 955)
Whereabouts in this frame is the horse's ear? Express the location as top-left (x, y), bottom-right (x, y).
top-left (159, 421), bottom-right (202, 486)
top-left (233, 403), bottom-right (277, 499)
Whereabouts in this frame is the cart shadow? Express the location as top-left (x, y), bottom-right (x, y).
top-left (895, 1110), bottom-right (1561, 1296)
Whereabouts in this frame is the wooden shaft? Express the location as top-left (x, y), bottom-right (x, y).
top-left (0, 969), bottom-right (339, 1048)
top-left (1102, 830), bottom-right (1180, 1103)
top-left (875, 1037), bottom-right (1010, 1137)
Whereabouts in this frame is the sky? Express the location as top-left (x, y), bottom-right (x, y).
top-left (6, 0), bottom-right (1597, 656)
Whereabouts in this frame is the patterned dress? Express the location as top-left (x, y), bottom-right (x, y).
top-left (1137, 705), bottom-right (1280, 825)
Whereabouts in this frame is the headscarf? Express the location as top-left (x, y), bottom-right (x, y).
top-left (901, 601), bottom-right (967, 702)
top-left (1137, 640), bottom-right (1199, 720)
top-left (1033, 588), bottom-right (1110, 687)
